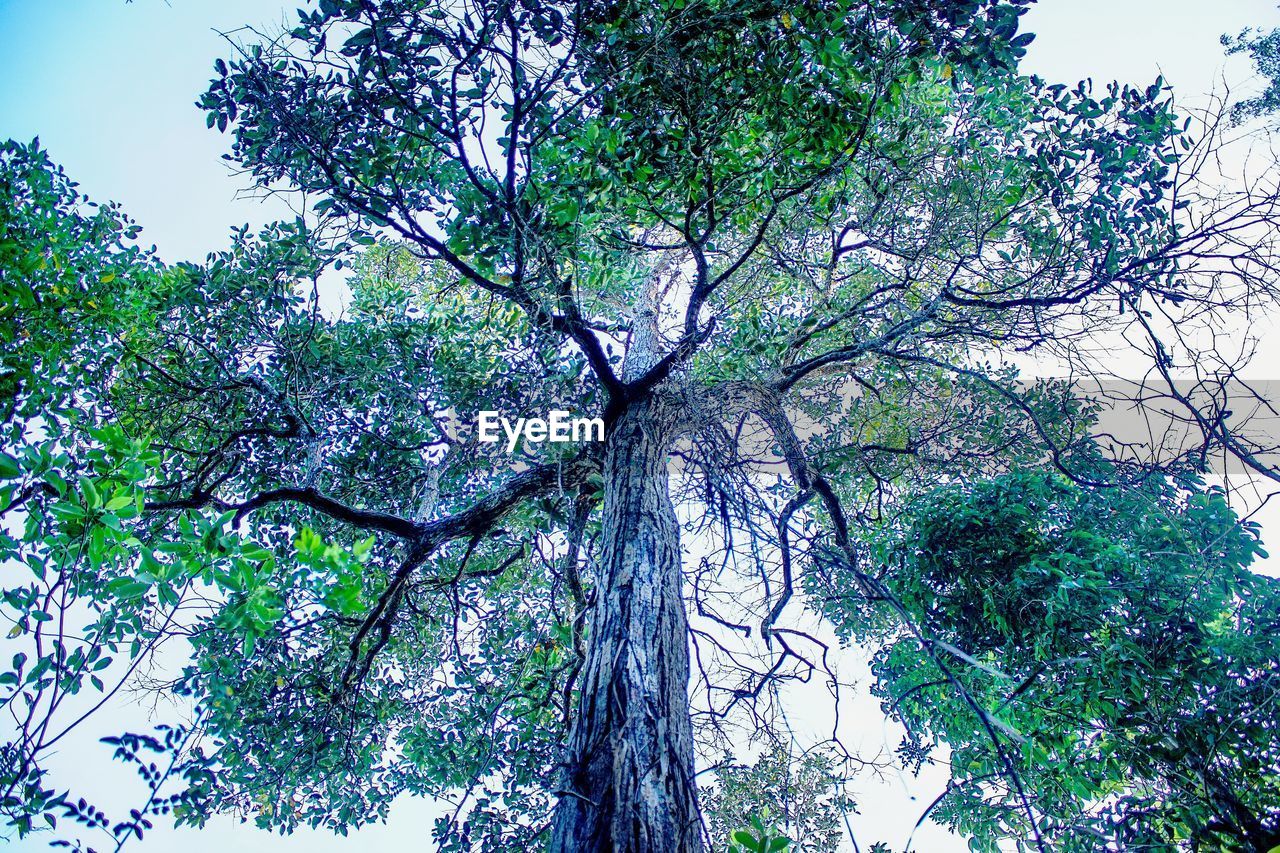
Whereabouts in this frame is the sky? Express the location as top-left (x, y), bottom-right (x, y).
top-left (3, 1), bottom-right (1280, 851)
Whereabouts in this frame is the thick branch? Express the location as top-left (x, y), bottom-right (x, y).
top-left (146, 487), bottom-right (422, 540)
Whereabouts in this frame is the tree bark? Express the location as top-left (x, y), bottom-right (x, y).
top-left (549, 395), bottom-right (703, 852)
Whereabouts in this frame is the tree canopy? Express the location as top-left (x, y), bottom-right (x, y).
top-left (3, 1), bottom-right (1280, 851)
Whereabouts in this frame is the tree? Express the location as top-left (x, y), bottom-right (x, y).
top-left (841, 465), bottom-right (1279, 850)
top-left (702, 744), bottom-right (856, 851)
top-left (1224, 16), bottom-right (1280, 124)
top-left (4, 1), bottom-right (1280, 851)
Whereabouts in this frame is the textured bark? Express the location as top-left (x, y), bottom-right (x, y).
top-left (548, 395), bottom-right (703, 852)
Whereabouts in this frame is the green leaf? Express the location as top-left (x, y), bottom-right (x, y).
top-left (79, 476), bottom-right (101, 510)
top-left (0, 452), bottom-right (20, 480)
top-left (107, 578), bottom-right (151, 601)
top-left (344, 28), bottom-right (376, 49)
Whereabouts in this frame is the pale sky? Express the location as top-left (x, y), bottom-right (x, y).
top-left (2, 1), bottom-right (1279, 851)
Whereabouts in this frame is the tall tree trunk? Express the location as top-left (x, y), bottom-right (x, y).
top-left (549, 395), bottom-right (703, 852)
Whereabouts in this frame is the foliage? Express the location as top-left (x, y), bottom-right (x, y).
top-left (822, 464), bottom-right (1280, 850)
top-left (1, 139), bottom-right (150, 420)
top-left (1, 139), bottom-right (152, 837)
top-left (1224, 24), bottom-right (1280, 123)
top-left (703, 745), bottom-right (852, 852)
top-left (724, 812), bottom-right (792, 853)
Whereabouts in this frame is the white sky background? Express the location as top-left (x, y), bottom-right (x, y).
top-left (3, 1), bottom-right (1280, 851)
